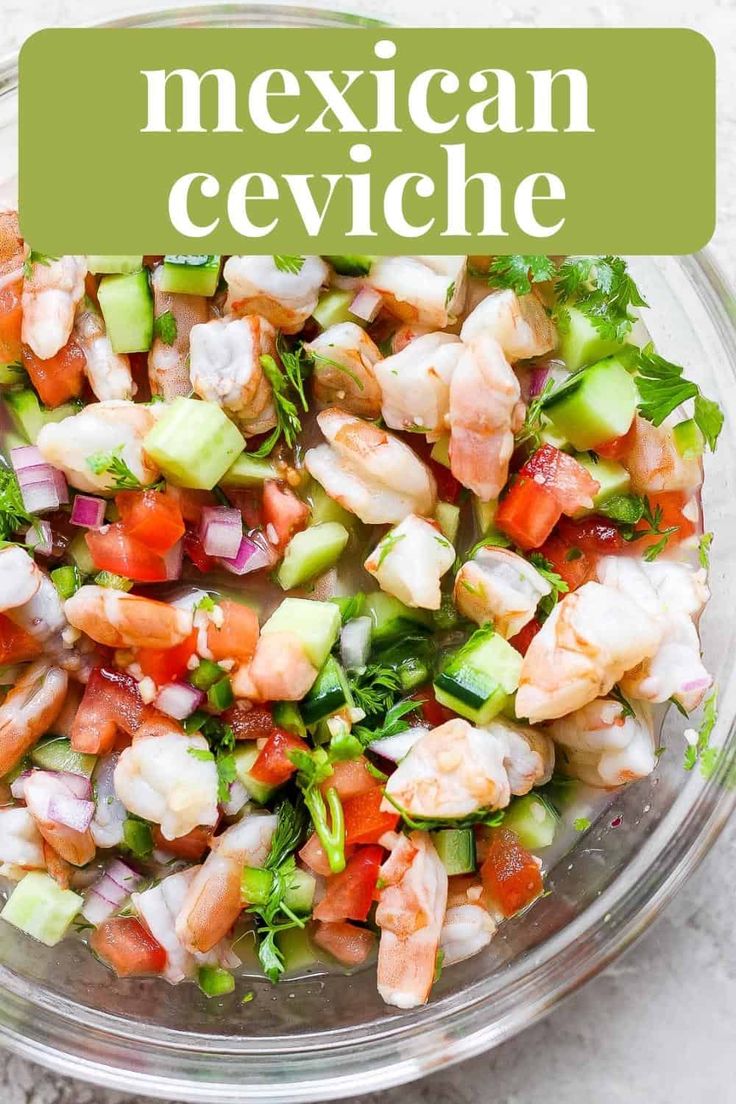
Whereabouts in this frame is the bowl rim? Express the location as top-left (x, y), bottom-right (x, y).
top-left (0, 6), bottom-right (735, 1102)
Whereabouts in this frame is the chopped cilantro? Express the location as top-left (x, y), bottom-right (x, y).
top-left (273, 255), bottom-right (305, 275)
top-left (573, 817), bottom-right (591, 832)
top-left (635, 344), bottom-right (723, 450)
top-left (698, 531), bottom-right (713, 570)
top-left (487, 255), bottom-right (557, 295)
top-left (374, 530), bottom-right (405, 569)
top-left (683, 689), bottom-right (718, 777)
top-left (554, 255), bottom-right (647, 344)
top-left (610, 685), bottom-right (635, 719)
top-left (528, 552), bottom-right (569, 621)
top-left (86, 446), bottom-right (144, 490)
top-left (153, 310), bottom-right (178, 346)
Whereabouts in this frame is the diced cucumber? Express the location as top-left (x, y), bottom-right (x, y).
top-left (68, 532), bottom-right (97, 576)
top-left (323, 255), bottom-right (375, 276)
top-left (539, 423), bottom-right (572, 452)
top-left (241, 865), bottom-right (315, 914)
top-left (542, 355), bottom-right (638, 451)
top-left (50, 565), bottom-right (83, 600)
top-left (160, 255), bottom-right (221, 297)
top-left (363, 592), bottom-right (432, 647)
top-left (261, 597), bottom-right (341, 669)
top-left (240, 865), bottom-right (272, 905)
top-left (503, 793), bottom-right (559, 850)
top-left (276, 522), bottom-right (350, 591)
top-left (301, 655), bottom-right (353, 726)
top-left (277, 926), bottom-right (317, 973)
top-left (144, 397), bottom-right (245, 489)
top-left (558, 305), bottom-right (630, 371)
top-left (379, 638), bottom-right (433, 692)
top-left (431, 827), bottom-right (476, 874)
top-left (573, 454), bottom-right (631, 515)
top-left (31, 737), bottom-right (96, 778)
top-left (332, 593), bottom-right (366, 623)
top-left (673, 418), bottom-right (705, 459)
top-left (433, 592), bottom-right (462, 631)
top-left (0, 362), bottom-right (26, 389)
top-left (272, 701), bottom-right (306, 738)
top-left (5, 390), bottom-right (80, 443)
top-left (472, 496), bottom-right (497, 536)
top-left (1, 871), bottom-right (82, 946)
top-left (435, 501), bottom-right (460, 544)
top-left (430, 436), bottom-right (451, 469)
top-left (234, 745), bottom-right (278, 805)
top-left (197, 964), bottom-right (235, 997)
top-left (307, 481), bottom-right (358, 531)
top-left (284, 867), bottom-right (316, 914)
top-left (86, 256), bottom-right (143, 274)
top-left (434, 626), bottom-right (522, 724)
top-left (97, 270), bottom-right (154, 354)
top-left (220, 452), bottom-right (278, 487)
top-left (312, 290), bottom-right (361, 331)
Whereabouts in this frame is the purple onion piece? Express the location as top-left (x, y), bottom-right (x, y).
top-left (71, 494), bottom-right (106, 529)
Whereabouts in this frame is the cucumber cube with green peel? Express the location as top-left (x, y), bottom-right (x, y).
top-left (673, 418), bottom-right (705, 459)
top-left (31, 737), bottom-right (96, 778)
top-left (261, 597), bottom-right (341, 669)
top-left (160, 255), bottom-right (221, 297)
top-left (144, 398), bottom-right (245, 489)
top-left (323, 255), bottom-right (375, 277)
top-left (301, 655), bottom-right (354, 726)
top-left (431, 827), bottom-right (477, 874)
top-left (276, 522), bottom-right (350, 591)
top-left (558, 305), bottom-right (631, 371)
top-left (435, 501), bottom-right (460, 544)
top-left (86, 256), bottom-right (143, 274)
top-left (542, 355), bottom-right (638, 451)
top-left (220, 452), bottom-right (278, 487)
top-left (434, 627), bottom-right (522, 725)
top-left (271, 701), bottom-right (306, 738)
top-left (1, 872), bottom-right (82, 946)
top-left (307, 481), bottom-right (358, 531)
top-left (277, 926), bottom-right (317, 973)
top-left (472, 495), bottom-right (498, 536)
top-left (5, 389), bottom-right (80, 443)
top-left (363, 592), bottom-right (432, 647)
top-left (573, 455), bottom-right (631, 515)
top-left (67, 531), bottom-right (96, 576)
top-left (234, 745), bottom-right (278, 806)
top-left (312, 290), bottom-right (362, 331)
top-left (503, 794), bottom-right (559, 850)
top-left (97, 270), bottom-right (153, 353)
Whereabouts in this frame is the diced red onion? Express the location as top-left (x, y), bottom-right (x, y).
top-left (368, 725), bottom-right (427, 763)
top-left (17, 473), bottom-right (61, 515)
top-left (81, 860), bottom-right (142, 926)
top-left (10, 770), bottom-right (31, 800)
top-left (217, 531), bottom-right (272, 576)
top-left (529, 364), bottom-right (551, 399)
top-left (47, 793), bottom-right (96, 832)
top-left (222, 779), bottom-right (249, 817)
top-left (163, 539), bottom-right (184, 581)
top-left (25, 520), bottom-right (53, 556)
top-left (155, 680), bottom-right (204, 720)
top-left (55, 771), bottom-right (93, 801)
top-left (71, 494), bottom-right (105, 529)
top-left (106, 859), bottom-right (141, 893)
top-left (12, 448), bottom-right (68, 512)
top-left (340, 616), bottom-right (372, 671)
top-left (10, 445), bottom-right (43, 471)
top-left (51, 467), bottom-right (69, 506)
top-left (200, 506), bottom-right (243, 559)
top-left (349, 286), bottom-right (383, 323)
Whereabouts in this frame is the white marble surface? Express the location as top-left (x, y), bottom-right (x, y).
top-left (0, 1), bottom-right (734, 1102)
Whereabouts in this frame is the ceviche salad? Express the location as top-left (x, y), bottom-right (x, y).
top-left (0, 228), bottom-right (723, 1010)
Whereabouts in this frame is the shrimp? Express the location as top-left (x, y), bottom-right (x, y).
top-left (0, 209), bottom-right (24, 284)
top-left (367, 256), bottom-right (467, 328)
top-left (305, 322), bottom-right (383, 418)
top-left (0, 545), bottom-right (41, 610)
top-left (114, 728), bottom-right (219, 840)
top-left (0, 806), bottom-right (45, 878)
top-left (597, 557), bottom-right (711, 711)
top-left (549, 697), bottom-right (656, 787)
top-left (454, 546), bottom-right (552, 638)
top-left (389, 323), bottom-right (432, 354)
top-left (365, 514), bottom-right (455, 610)
top-left (21, 255), bottom-right (87, 359)
top-left (65, 586), bottom-right (193, 649)
top-left (448, 334), bottom-right (524, 501)
top-left (36, 399), bottom-right (159, 495)
top-left (232, 631), bottom-right (318, 702)
top-left (0, 549), bottom-right (83, 672)
top-left (224, 255), bottom-right (328, 333)
top-left (624, 416), bottom-right (702, 496)
top-left (176, 813), bottom-right (277, 954)
top-left (305, 408), bottom-right (437, 524)
top-left (375, 831), bottom-right (448, 1009)
top-left (485, 717), bottom-right (555, 794)
top-left (148, 263), bottom-right (209, 400)
top-left (440, 904), bottom-right (497, 966)
top-left (460, 289), bottom-right (556, 362)
top-left (23, 770), bottom-right (97, 867)
top-left (133, 867), bottom-right (241, 984)
top-left (374, 332), bottom-right (462, 439)
top-left (516, 582), bottom-right (663, 723)
top-left (0, 661), bottom-right (68, 777)
top-left (383, 718), bottom-right (511, 819)
top-left (189, 314), bottom-right (278, 436)
top-left (73, 297), bottom-right (134, 401)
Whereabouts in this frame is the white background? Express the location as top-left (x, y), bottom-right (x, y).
top-left (1, 3), bottom-right (734, 1103)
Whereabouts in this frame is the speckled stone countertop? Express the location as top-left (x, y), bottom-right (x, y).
top-left (1, 2), bottom-right (734, 1101)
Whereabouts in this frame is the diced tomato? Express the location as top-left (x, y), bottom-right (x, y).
top-left (249, 729), bottom-right (309, 786)
top-left (90, 917), bottom-right (167, 978)
top-left (71, 666), bottom-right (144, 755)
top-left (262, 481), bottom-right (309, 548)
top-left (21, 338), bottom-right (86, 408)
top-left (536, 533), bottom-right (594, 591)
top-left (152, 824), bottom-right (213, 861)
top-left (508, 617), bottom-right (542, 656)
top-left (0, 280), bottom-right (22, 365)
top-left (496, 477), bottom-right (562, 550)
top-left (312, 920), bottom-right (375, 967)
top-left (520, 444), bottom-right (600, 516)
top-left (343, 788), bottom-right (399, 846)
top-left (409, 685), bottom-right (456, 728)
top-left (222, 703), bottom-right (275, 742)
top-left (207, 599), bottom-right (259, 663)
top-left (321, 757), bottom-right (379, 800)
top-left (227, 488), bottom-right (265, 530)
top-left (314, 845), bottom-right (383, 922)
top-left (86, 524), bottom-right (168, 582)
top-left (165, 485), bottom-right (215, 524)
top-left (557, 516), bottom-right (624, 556)
top-left (116, 489), bottom-right (185, 555)
top-left (137, 631), bottom-right (198, 686)
top-left (299, 832), bottom-right (355, 876)
top-left (183, 527), bottom-right (217, 573)
top-left (633, 491), bottom-right (695, 551)
top-left (595, 423), bottom-right (636, 461)
top-left (480, 827), bottom-right (543, 918)
top-left (0, 612), bottom-right (42, 664)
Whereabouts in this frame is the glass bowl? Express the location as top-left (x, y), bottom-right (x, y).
top-left (0, 7), bottom-right (734, 1102)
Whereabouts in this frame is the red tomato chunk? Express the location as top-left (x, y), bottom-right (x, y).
top-left (90, 917), bottom-right (167, 978)
top-left (314, 845), bottom-right (383, 922)
top-left (480, 828), bottom-right (543, 918)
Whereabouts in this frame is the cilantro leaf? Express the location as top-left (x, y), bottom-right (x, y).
top-left (515, 377), bottom-right (556, 450)
top-left (374, 530), bottom-right (405, 569)
top-left (251, 352), bottom-right (304, 458)
top-left (597, 493), bottom-right (646, 525)
top-left (610, 684), bottom-right (635, 719)
top-left (573, 817), bottom-right (591, 832)
top-left (353, 697), bottom-right (420, 747)
top-left (634, 344), bottom-right (699, 427)
top-left (23, 250), bottom-right (58, 280)
top-left (0, 467), bottom-right (36, 543)
top-left (153, 310), bottom-right (178, 346)
top-left (349, 663), bottom-right (403, 718)
top-left (683, 689), bottom-right (718, 777)
top-left (273, 255), bottom-right (305, 275)
top-left (693, 394), bottom-right (724, 452)
top-left (487, 255), bottom-right (557, 295)
top-left (265, 800), bottom-right (307, 871)
top-left (528, 552), bottom-right (569, 621)
top-left (308, 348), bottom-right (365, 391)
top-left (554, 255), bottom-right (647, 343)
top-left (86, 446), bottom-right (144, 490)
top-left (698, 531), bottom-right (713, 570)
